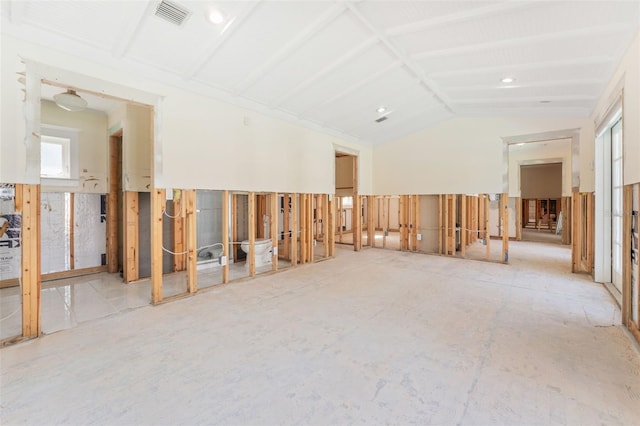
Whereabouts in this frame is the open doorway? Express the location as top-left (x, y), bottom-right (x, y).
top-left (335, 151), bottom-right (360, 250)
top-left (520, 163), bottom-right (563, 245)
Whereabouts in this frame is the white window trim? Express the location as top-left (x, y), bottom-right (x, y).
top-left (40, 124), bottom-right (80, 187)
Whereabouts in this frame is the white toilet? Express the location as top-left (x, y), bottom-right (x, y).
top-left (240, 238), bottom-right (273, 268)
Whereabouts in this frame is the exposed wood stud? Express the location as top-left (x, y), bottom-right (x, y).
top-left (367, 195), bottom-right (375, 248)
top-left (185, 189), bottom-right (197, 293)
top-left (622, 185), bottom-right (632, 326)
top-left (271, 192), bottom-right (278, 271)
top-left (300, 194), bottom-right (307, 264)
top-left (327, 195), bottom-right (335, 257)
top-left (107, 135), bottom-right (120, 274)
top-left (323, 194), bottom-right (330, 257)
top-left (283, 194), bottom-right (290, 259)
top-left (485, 195), bottom-right (490, 260)
top-left (151, 189), bottom-right (165, 304)
top-left (232, 194), bottom-right (238, 263)
top-left (461, 195), bottom-right (467, 258)
top-left (248, 192), bottom-right (256, 277)
top-left (172, 192), bottom-right (186, 272)
top-left (18, 184), bottom-right (41, 338)
top-left (501, 193), bottom-right (509, 263)
top-left (123, 191), bottom-right (139, 282)
top-left (515, 197), bottom-right (522, 241)
top-left (291, 194), bottom-right (298, 265)
top-left (438, 195), bottom-right (443, 255)
top-left (222, 190), bottom-right (229, 283)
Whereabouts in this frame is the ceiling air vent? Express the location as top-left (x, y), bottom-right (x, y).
top-left (155, 0), bottom-right (191, 26)
top-left (375, 116), bottom-right (388, 123)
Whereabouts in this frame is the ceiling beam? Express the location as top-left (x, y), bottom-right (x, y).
top-left (298, 60), bottom-right (402, 118)
top-left (413, 24), bottom-right (632, 60)
top-left (271, 36), bottom-right (378, 107)
top-left (184, 1), bottom-right (261, 80)
top-left (8, 0), bottom-right (25, 24)
top-left (427, 56), bottom-right (616, 78)
top-left (233, 3), bottom-right (346, 95)
top-left (386, 1), bottom-right (536, 36)
top-left (444, 78), bottom-right (603, 92)
top-left (345, 2), bottom-right (453, 113)
top-left (112, 1), bottom-right (154, 58)
top-left (450, 95), bottom-right (597, 105)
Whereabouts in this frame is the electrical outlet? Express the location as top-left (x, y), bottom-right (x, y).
top-left (272, 247), bottom-right (278, 256)
top-left (219, 255), bottom-right (227, 266)
top-left (417, 233), bottom-right (422, 241)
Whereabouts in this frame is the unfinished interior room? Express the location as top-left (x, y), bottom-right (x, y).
top-left (1, 1), bottom-right (639, 424)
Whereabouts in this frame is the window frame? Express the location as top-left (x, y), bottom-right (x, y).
top-left (40, 124), bottom-right (80, 186)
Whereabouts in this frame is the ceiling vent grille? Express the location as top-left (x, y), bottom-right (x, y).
top-left (375, 116), bottom-right (388, 123)
top-left (155, 0), bottom-right (191, 26)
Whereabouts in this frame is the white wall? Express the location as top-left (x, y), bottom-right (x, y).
top-left (41, 100), bottom-right (108, 193)
top-left (508, 139), bottom-right (572, 197)
top-left (592, 31), bottom-right (639, 185)
top-left (0, 35), bottom-right (373, 195)
top-left (373, 116), bottom-right (591, 195)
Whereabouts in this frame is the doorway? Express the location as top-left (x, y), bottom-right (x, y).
top-left (335, 151), bottom-right (360, 250)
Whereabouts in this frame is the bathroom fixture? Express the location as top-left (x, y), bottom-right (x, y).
top-left (240, 238), bottom-right (273, 269)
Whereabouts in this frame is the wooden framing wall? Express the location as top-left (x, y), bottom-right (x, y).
top-left (185, 189), bottom-right (197, 293)
top-left (16, 184), bottom-right (41, 338)
top-left (172, 192), bottom-right (186, 272)
top-left (248, 192), bottom-right (256, 277)
top-left (624, 183), bottom-right (640, 344)
top-left (222, 190), bottom-right (229, 283)
top-left (291, 194), bottom-right (298, 266)
top-left (123, 191), bottom-right (139, 282)
top-left (271, 192), bottom-right (278, 271)
top-left (151, 188), bottom-right (164, 304)
top-left (327, 195), bottom-right (335, 257)
top-left (501, 193), bottom-right (509, 263)
top-left (571, 192), bottom-right (594, 274)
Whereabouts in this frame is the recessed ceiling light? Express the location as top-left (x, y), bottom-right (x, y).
top-left (208, 8), bottom-right (224, 24)
top-left (501, 77), bottom-right (515, 84)
top-left (377, 106), bottom-right (387, 114)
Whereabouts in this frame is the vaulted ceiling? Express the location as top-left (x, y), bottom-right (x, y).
top-left (2, 1), bottom-right (639, 145)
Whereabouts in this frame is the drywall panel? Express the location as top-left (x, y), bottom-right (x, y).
top-left (124, 105), bottom-right (152, 192)
top-left (592, 31), bottom-right (640, 185)
top-left (373, 116), bottom-right (591, 195)
top-left (73, 193), bottom-right (106, 269)
top-left (0, 35), bottom-right (373, 195)
top-left (521, 164), bottom-right (562, 199)
top-left (41, 100), bottom-right (108, 193)
top-left (508, 139), bottom-right (572, 197)
top-left (417, 195), bottom-right (439, 253)
top-left (41, 192), bottom-right (70, 274)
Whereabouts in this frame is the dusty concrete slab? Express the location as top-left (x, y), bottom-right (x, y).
top-left (1, 242), bottom-right (639, 425)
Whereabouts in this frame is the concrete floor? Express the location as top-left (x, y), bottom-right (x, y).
top-left (2, 241), bottom-right (640, 425)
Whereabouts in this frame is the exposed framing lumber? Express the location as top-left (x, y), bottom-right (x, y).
top-left (17, 184), bottom-right (41, 338)
top-left (460, 195), bottom-right (467, 258)
top-left (151, 188), bottom-right (165, 304)
top-left (515, 197), bottom-right (522, 241)
top-left (291, 194), bottom-right (298, 265)
top-left (222, 190), bottom-right (230, 283)
top-left (571, 191), bottom-right (580, 273)
top-left (328, 195), bottom-right (335, 257)
top-left (485, 195), bottom-right (491, 260)
top-left (337, 196), bottom-right (343, 244)
top-left (622, 185), bottom-right (632, 325)
top-left (412, 195), bottom-right (420, 251)
top-left (271, 192), bottom-right (278, 271)
top-left (501, 193), bottom-right (509, 263)
top-left (232, 194), bottom-right (238, 263)
top-left (107, 136), bottom-right (120, 274)
top-left (248, 192), bottom-right (256, 277)
top-left (123, 191), bottom-right (139, 282)
top-left (382, 196), bottom-right (388, 249)
top-left (283, 194), bottom-right (290, 259)
top-left (300, 194), bottom-right (307, 264)
top-left (323, 194), bottom-right (330, 257)
top-left (185, 189), bottom-right (197, 293)
top-left (41, 266), bottom-right (107, 282)
top-left (353, 192), bottom-right (361, 251)
top-left (399, 195), bottom-right (407, 251)
top-left (308, 194), bottom-right (315, 262)
top-left (438, 195), bottom-right (443, 254)
top-left (172, 192), bottom-right (186, 272)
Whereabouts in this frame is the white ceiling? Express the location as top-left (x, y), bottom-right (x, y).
top-left (2, 1), bottom-right (639, 145)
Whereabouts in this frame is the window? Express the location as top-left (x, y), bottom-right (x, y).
top-left (41, 135), bottom-right (70, 178)
top-left (341, 196), bottom-right (353, 208)
top-left (40, 125), bottom-right (79, 183)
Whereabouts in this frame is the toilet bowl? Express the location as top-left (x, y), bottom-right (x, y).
top-left (240, 238), bottom-right (273, 268)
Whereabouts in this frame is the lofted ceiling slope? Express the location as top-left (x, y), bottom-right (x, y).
top-left (2, 1), bottom-right (639, 146)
